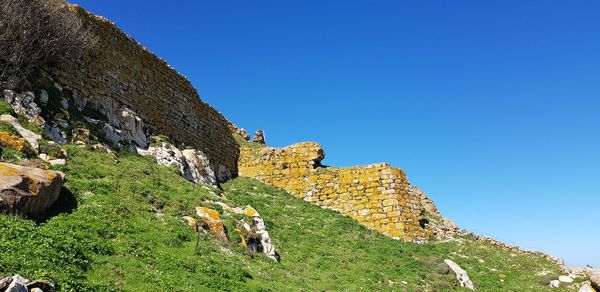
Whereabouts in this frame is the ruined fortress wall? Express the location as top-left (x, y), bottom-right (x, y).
top-left (47, 5), bottom-right (239, 176)
top-left (238, 142), bottom-right (442, 241)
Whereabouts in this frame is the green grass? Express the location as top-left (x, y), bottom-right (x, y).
top-left (0, 99), bottom-right (13, 115)
top-left (0, 145), bottom-right (567, 291)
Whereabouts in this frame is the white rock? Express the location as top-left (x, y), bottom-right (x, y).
top-left (48, 159), bottom-right (66, 166)
top-left (578, 282), bottom-right (595, 292)
top-left (559, 275), bottom-right (574, 283)
top-left (549, 280), bottom-right (560, 288)
top-left (5, 274), bottom-right (28, 292)
top-left (444, 259), bottom-right (475, 290)
top-left (140, 142), bottom-right (217, 186)
top-left (0, 114), bottom-right (42, 150)
top-left (182, 149), bottom-right (217, 185)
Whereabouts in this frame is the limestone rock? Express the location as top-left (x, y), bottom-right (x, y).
top-left (3, 90), bottom-right (44, 125)
top-left (549, 279), bottom-right (560, 288)
top-left (1, 114), bottom-right (42, 151)
top-left (0, 163), bottom-right (64, 217)
top-left (87, 98), bottom-right (148, 148)
top-left (4, 274), bottom-right (28, 292)
top-left (591, 270), bottom-right (600, 290)
top-left (559, 275), bottom-right (574, 283)
top-left (253, 129), bottom-right (265, 144)
top-left (195, 207), bottom-right (227, 241)
top-left (182, 149), bottom-right (217, 185)
top-left (139, 141), bottom-right (218, 185)
top-left (444, 259), bottom-right (475, 290)
top-left (579, 282), bottom-right (596, 292)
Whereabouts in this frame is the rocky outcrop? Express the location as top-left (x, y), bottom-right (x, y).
top-left (138, 140), bottom-right (218, 186)
top-left (0, 163), bottom-right (64, 217)
top-left (253, 130), bottom-right (265, 144)
top-left (209, 201), bottom-right (280, 262)
top-left (2, 90), bottom-right (44, 126)
top-left (444, 259), bottom-right (475, 290)
top-left (182, 149), bottom-right (217, 185)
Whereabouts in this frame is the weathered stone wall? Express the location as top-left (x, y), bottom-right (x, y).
top-left (239, 142), bottom-right (447, 242)
top-left (46, 5), bottom-right (239, 178)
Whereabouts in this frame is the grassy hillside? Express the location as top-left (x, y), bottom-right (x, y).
top-left (0, 144), bottom-right (569, 291)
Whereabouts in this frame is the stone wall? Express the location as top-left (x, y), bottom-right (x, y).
top-left (238, 142), bottom-right (449, 242)
top-left (45, 4), bottom-right (239, 178)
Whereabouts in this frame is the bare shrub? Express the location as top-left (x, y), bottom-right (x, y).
top-left (0, 0), bottom-right (97, 88)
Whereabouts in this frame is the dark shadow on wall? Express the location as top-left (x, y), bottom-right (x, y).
top-left (33, 187), bottom-right (78, 224)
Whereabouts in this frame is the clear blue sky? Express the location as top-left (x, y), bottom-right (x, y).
top-left (70, 0), bottom-right (599, 267)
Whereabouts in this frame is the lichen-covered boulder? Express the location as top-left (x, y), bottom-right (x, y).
top-left (0, 163), bottom-right (64, 217)
top-left (1, 114), bottom-right (42, 151)
top-left (195, 207), bottom-right (228, 242)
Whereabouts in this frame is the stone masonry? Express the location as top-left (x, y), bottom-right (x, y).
top-left (45, 4), bottom-right (239, 178)
top-left (238, 142), bottom-right (447, 242)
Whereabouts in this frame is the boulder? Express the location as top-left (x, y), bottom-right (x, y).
top-left (195, 207), bottom-right (228, 241)
top-left (1, 114), bottom-right (42, 150)
top-left (253, 129), bottom-right (265, 144)
top-left (579, 282), bottom-right (596, 292)
top-left (591, 270), bottom-right (600, 290)
top-left (444, 259), bottom-right (475, 290)
top-left (549, 280), bottom-right (560, 288)
top-left (559, 275), bottom-right (574, 283)
top-left (0, 163), bottom-right (64, 217)
top-left (3, 274), bottom-right (28, 292)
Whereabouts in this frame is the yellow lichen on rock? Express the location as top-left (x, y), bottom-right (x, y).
top-left (0, 132), bottom-right (26, 152)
